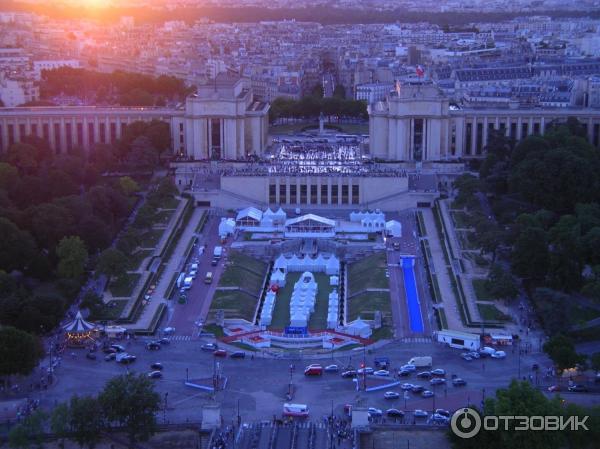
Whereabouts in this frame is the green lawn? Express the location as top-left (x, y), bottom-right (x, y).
top-left (218, 252), bottom-right (267, 296)
top-left (348, 252), bottom-right (389, 295)
top-left (88, 300), bottom-right (128, 321)
top-left (347, 291), bottom-right (391, 322)
top-left (268, 272), bottom-right (333, 330)
top-left (128, 249), bottom-right (154, 271)
top-left (457, 231), bottom-right (478, 250)
top-left (140, 229), bottom-right (165, 248)
top-left (478, 303), bottom-right (511, 321)
top-left (472, 278), bottom-right (494, 301)
top-left (153, 209), bottom-right (175, 225)
top-left (451, 211), bottom-right (471, 228)
top-left (108, 273), bottom-right (141, 298)
top-left (162, 197), bottom-right (180, 210)
top-left (209, 290), bottom-right (259, 322)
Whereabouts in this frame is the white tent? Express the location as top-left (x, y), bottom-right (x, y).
top-left (272, 207), bottom-right (287, 224)
top-left (330, 276), bottom-right (339, 286)
top-left (346, 318), bottom-right (372, 338)
top-left (274, 254), bottom-right (288, 272)
top-left (270, 269), bottom-right (286, 287)
top-left (218, 218), bottom-right (236, 237)
top-left (385, 220), bottom-right (402, 237)
top-left (325, 256), bottom-right (340, 275)
top-left (327, 290), bottom-right (339, 329)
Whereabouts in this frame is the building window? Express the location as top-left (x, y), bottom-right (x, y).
top-left (331, 184), bottom-right (338, 204)
top-left (352, 185), bottom-right (360, 204)
top-left (465, 122), bottom-right (472, 155)
top-left (321, 184), bottom-right (329, 204)
top-left (510, 123), bottom-right (517, 139)
top-left (476, 123), bottom-right (483, 155)
top-left (533, 122), bottom-right (540, 135)
top-left (279, 184), bottom-right (286, 203)
top-left (8, 124), bottom-right (14, 146)
top-left (179, 123), bottom-right (184, 132)
top-left (521, 122), bottom-right (528, 137)
top-left (413, 118), bottom-right (423, 161)
top-left (269, 184), bottom-right (276, 203)
top-left (450, 124), bottom-right (456, 155)
top-left (99, 123), bottom-right (106, 144)
top-left (77, 123), bottom-right (83, 146)
top-left (499, 123), bottom-right (506, 135)
top-left (211, 119), bottom-right (221, 159)
top-left (54, 123), bottom-right (61, 153)
top-left (88, 123), bottom-right (95, 145)
top-left (342, 184), bottom-right (349, 204)
top-left (43, 123), bottom-right (49, 143)
top-left (31, 123), bottom-right (38, 137)
top-left (300, 184), bottom-right (307, 204)
top-left (310, 184), bottom-right (317, 203)
top-left (66, 123), bottom-right (72, 151)
top-left (110, 123), bottom-right (117, 143)
top-left (290, 184), bottom-right (297, 204)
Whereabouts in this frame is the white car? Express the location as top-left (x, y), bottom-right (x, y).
top-left (324, 364), bottom-right (339, 373)
top-left (384, 391), bottom-right (400, 399)
top-left (368, 407), bottom-right (383, 417)
top-left (401, 383), bottom-right (415, 390)
top-left (374, 370), bottom-right (390, 377)
top-left (480, 346), bottom-right (496, 355)
top-left (491, 350), bottom-right (506, 359)
top-left (414, 409), bottom-right (428, 418)
top-left (357, 367), bottom-right (374, 375)
top-left (400, 364), bottom-right (416, 372)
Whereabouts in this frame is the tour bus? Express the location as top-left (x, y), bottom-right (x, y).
top-left (283, 403), bottom-right (309, 418)
top-left (204, 272), bottom-right (213, 284)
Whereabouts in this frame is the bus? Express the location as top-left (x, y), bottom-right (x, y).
top-left (204, 272), bottom-right (213, 284)
top-left (283, 403), bottom-right (309, 417)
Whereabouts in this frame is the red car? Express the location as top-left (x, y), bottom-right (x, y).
top-left (213, 349), bottom-right (227, 357)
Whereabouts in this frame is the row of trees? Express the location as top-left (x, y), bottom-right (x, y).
top-left (269, 94), bottom-right (368, 123)
top-left (8, 373), bottom-right (161, 449)
top-left (450, 380), bottom-right (600, 449)
top-left (40, 67), bottom-right (194, 107)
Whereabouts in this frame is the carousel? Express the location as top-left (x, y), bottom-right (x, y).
top-left (63, 311), bottom-right (96, 347)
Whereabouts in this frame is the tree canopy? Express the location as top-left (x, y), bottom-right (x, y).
top-left (0, 326), bottom-right (43, 376)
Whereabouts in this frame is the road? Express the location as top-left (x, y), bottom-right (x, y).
top-left (166, 215), bottom-right (226, 335)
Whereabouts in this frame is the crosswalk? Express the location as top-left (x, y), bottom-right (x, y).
top-left (399, 337), bottom-right (433, 344)
top-left (169, 335), bottom-right (194, 342)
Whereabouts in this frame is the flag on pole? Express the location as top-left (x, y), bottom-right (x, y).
top-left (416, 65), bottom-right (425, 78)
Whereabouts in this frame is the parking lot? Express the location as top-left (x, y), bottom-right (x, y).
top-left (34, 337), bottom-right (554, 426)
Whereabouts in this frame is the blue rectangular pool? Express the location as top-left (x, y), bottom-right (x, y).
top-left (401, 258), bottom-right (425, 332)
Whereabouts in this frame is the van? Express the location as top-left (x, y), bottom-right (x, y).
top-left (304, 364), bottom-right (323, 376)
top-left (204, 272), bottom-right (213, 284)
top-left (283, 403), bottom-right (309, 417)
top-left (407, 356), bottom-right (432, 368)
top-left (374, 357), bottom-right (390, 369)
top-left (190, 263), bottom-right (199, 271)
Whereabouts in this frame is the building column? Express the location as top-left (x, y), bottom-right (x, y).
top-left (49, 119), bottom-right (56, 152)
top-left (0, 120), bottom-right (8, 152)
top-left (517, 117), bottom-right (523, 140)
top-left (116, 117), bottom-right (122, 140)
top-left (82, 117), bottom-right (89, 152)
top-left (455, 117), bottom-right (464, 158)
top-left (105, 118), bottom-right (111, 143)
top-left (495, 117), bottom-right (500, 130)
top-left (25, 118), bottom-right (31, 136)
top-left (93, 117), bottom-right (100, 143)
top-left (483, 116), bottom-right (489, 149)
top-left (528, 117), bottom-right (534, 136)
top-left (540, 116), bottom-right (545, 136)
top-left (327, 178), bottom-right (332, 205)
top-left (442, 119), bottom-right (450, 160)
top-left (471, 118), bottom-right (477, 155)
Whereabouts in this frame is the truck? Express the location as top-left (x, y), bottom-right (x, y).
top-left (176, 273), bottom-right (185, 289)
top-left (213, 246), bottom-right (223, 258)
top-left (407, 356), bottom-right (432, 368)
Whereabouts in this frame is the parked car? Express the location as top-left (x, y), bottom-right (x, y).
top-left (400, 364), bottom-right (417, 372)
top-left (110, 344), bottom-right (126, 353)
top-left (158, 338), bottom-right (170, 345)
top-left (411, 385), bottom-right (425, 393)
top-left (374, 370), bottom-right (390, 377)
top-left (201, 343), bottom-right (218, 351)
top-left (148, 371), bottom-right (162, 379)
top-left (304, 364), bottom-right (323, 376)
top-left (421, 390), bottom-right (434, 398)
top-left (430, 413), bottom-right (450, 424)
top-left (414, 409), bottom-right (428, 418)
top-left (491, 351), bottom-right (506, 359)
top-left (568, 384), bottom-right (588, 392)
top-left (435, 409), bottom-right (450, 418)
top-left (230, 351), bottom-right (246, 359)
top-left (103, 347), bottom-right (117, 354)
top-left (357, 367), bottom-right (374, 375)
top-left (119, 355), bottom-right (136, 364)
top-left (213, 349), bottom-right (227, 357)
top-left (430, 378), bottom-right (446, 386)
top-left (452, 378), bottom-right (467, 387)
top-left (374, 357), bottom-right (390, 369)
top-left (431, 368), bottom-right (446, 376)
top-left (104, 353), bottom-right (116, 361)
top-left (150, 362), bottom-right (163, 370)
top-left (401, 383), bottom-right (415, 390)
top-left (384, 391), bottom-right (400, 400)
top-left (86, 352), bottom-right (97, 360)
top-left (398, 369), bottom-right (412, 377)
top-left (417, 371), bottom-right (432, 379)
top-left (368, 407), bottom-right (383, 417)
top-left (341, 370), bottom-right (357, 378)
top-left (469, 351), bottom-right (481, 359)
top-left (386, 408), bottom-right (404, 418)
top-left (461, 353), bottom-right (473, 361)
top-left (146, 342), bottom-right (161, 350)
top-left (548, 385), bottom-right (561, 392)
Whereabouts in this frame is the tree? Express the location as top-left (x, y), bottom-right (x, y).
top-left (127, 136), bottom-right (159, 168)
top-left (8, 410), bottom-right (46, 449)
top-left (543, 334), bottom-right (584, 372)
top-left (50, 403), bottom-right (70, 449)
top-left (96, 248), bottom-right (129, 279)
top-left (590, 352), bottom-right (600, 373)
top-left (132, 204), bottom-right (156, 230)
top-left (449, 381), bottom-right (565, 449)
top-left (0, 162), bottom-right (19, 191)
top-left (333, 84), bottom-right (346, 99)
top-left (511, 225), bottom-right (549, 279)
top-left (119, 88), bottom-right (154, 106)
top-left (69, 395), bottom-right (104, 449)
top-left (26, 202), bottom-right (74, 250)
top-left (0, 217), bottom-right (37, 273)
top-left (56, 236), bottom-right (88, 280)
top-left (118, 176), bottom-right (140, 196)
top-left (486, 264), bottom-right (519, 301)
top-left (0, 326), bottom-right (43, 376)
top-left (5, 143), bottom-right (39, 175)
top-left (99, 373), bottom-right (161, 446)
